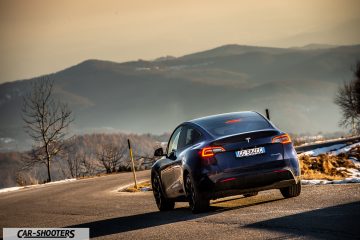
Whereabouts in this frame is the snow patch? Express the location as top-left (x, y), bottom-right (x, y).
top-left (300, 144), bottom-right (346, 156)
top-left (302, 178), bottom-right (360, 185)
top-left (329, 142), bottom-right (360, 155)
top-left (0, 178), bottom-right (76, 194)
top-left (302, 168), bottom-right (360, 185)
top-left (0, 186), bottom-right (24, 194)
top-left (346, 168), bottom-right (360, 177)
top-left (139, 186), bottom-right (151, 192)
top-left (136, 67), bottom-right (151, 71)
top-left (301, 179), bottom-right (332, 185)
top-left (40, 178), bottom-right (76, 185)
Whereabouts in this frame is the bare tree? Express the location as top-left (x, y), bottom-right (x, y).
top-left (62, 137), bottom-right (82, 178)
top-left (80, 154), bottom-right (98, 177)
top-left (22, 76), bottom-right (73, 182)
top-left (354, 62), bottom-right (360, 112)
top-left (65, 154), bottom-right (81, 178)
top-left (97, 143), bottom-right (127, 173)
top-left (335, 61), bottom-right (360, 134)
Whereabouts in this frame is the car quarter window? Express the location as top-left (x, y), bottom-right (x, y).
top-left (185, 127), bottom-right (202, 146)
top-left (178, 126), bottom-right (202, 150)
top-left (167, 127), bottom-right (182, 155)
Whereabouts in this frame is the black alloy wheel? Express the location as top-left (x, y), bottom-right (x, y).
top-left (185, 174), bottom-right (209, 213)
top-left (152, 172), bottom-right (175, 211)
top-left (280, 181), bottom-right (301, 198)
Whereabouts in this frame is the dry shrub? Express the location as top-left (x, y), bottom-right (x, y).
top-left (15, 171), bottom-right (39, 186)
top-left (299, 149), bottom-right (358, 180)
top-left (122, 181), bottom-right (152, 192)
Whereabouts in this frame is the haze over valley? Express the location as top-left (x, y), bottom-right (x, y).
top-left (0, 43), bottom-right (359, 150)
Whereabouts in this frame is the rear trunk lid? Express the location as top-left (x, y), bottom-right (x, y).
top-left (210, 129), bottom-right (285, 173)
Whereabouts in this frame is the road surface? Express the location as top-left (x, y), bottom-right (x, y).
top-left (1, 170), bottom-right (359, 239)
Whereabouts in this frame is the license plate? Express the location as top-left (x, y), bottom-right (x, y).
top-left (235, 147), bottom-right (265, 158)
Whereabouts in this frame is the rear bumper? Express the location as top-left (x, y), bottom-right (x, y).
top-left (198, 168), bottom-right (299, 200)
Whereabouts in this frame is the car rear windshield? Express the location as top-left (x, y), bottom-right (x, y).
top-left (194, 112), bottom-right (272, 137)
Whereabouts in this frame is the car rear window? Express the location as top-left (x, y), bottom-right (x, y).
top-left (194, 112), bottom-right (272, 137)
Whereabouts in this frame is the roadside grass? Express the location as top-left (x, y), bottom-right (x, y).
top-left (122, 180), bottom-right (152, 192)
top-left (77, 171), bottom-right (122, 180)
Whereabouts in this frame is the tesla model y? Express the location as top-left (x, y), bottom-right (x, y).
top-left (151, 111), bottom-right (301, 213)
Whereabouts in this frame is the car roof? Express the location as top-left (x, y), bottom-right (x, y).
top-left (187, 111), bottom-right (261, 125)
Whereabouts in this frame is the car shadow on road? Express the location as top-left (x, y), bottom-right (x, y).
top-left (66, 197), bottom-right (282, 238)
top-left (245, 201), bottom-right (360, 239)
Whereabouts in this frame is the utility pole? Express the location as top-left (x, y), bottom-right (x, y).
top-left (127, 139), bottom-right (138, 189)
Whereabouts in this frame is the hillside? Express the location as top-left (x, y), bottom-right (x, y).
top-left (0, 132), bottom-right (164, 188)
top-left (1, 44), bottom-right (360, 150)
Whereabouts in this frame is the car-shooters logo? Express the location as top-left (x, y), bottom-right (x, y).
top-left (3, 228), bottom-right (89, 240)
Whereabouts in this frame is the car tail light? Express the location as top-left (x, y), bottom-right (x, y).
top-left (200, 146), bottom-right (225, 165)
top-left (272, 134), bottom-right (291, 144)
top-left (201, 146), bottom-right (225, 158)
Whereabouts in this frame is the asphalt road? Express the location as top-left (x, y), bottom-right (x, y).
top-left (1, 170), bottom-right (360, 240)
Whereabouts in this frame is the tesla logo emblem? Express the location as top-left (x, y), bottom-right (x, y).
top-left (245, 137), bottom-right (251, 143)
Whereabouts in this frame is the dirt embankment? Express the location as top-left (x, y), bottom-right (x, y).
top-left (299, 146), bottom-right (360, 180)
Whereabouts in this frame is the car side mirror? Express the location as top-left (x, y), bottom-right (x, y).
top-left (154, 147), bottom-right (164, 157)
top-left (168, 150), bottom-right (177, 160)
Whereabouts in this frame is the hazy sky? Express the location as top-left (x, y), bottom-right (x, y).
top-left (1, 0), bottom-right (359, 83)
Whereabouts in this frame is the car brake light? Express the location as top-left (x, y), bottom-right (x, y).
top-left (220, 177), bottom-right (236, 183)
top-left (201, 146), bottom-right (225, 158)
top-left (225, 119), bottom-right (241, 124)
top-left (272, 134), bottom-right (291, 144)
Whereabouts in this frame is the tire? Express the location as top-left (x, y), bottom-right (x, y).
top-left (243, 192), bottom-right (258, 197)
top-left (185, 174), bottom-right (209, 213)
top-left (280, 181), bottom-right (301, 198)
top-left (152, 172), bottom-right (175, 211)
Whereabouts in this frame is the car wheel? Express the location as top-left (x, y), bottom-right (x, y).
top-left (152, 172), bottom-right (175, 211)
top-left (243, 192), bottom-right (258, 197)
top-left (185, 174), bottom-right (209, 213)
top-left (280, 180), bottom-right (301, 198)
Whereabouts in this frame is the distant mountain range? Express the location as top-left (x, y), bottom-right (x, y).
top-left (1, 44), bottom-right (359, 150)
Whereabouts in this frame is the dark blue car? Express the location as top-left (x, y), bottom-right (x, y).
top-left (151, 111), bottom-right (301, 213)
